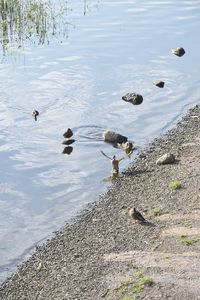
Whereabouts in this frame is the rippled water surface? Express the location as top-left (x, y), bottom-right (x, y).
top-left (0, 0), bottom-right (200, 281)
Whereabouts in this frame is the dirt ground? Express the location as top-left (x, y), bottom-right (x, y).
top-left (0, 105), bottom-right (200, 300)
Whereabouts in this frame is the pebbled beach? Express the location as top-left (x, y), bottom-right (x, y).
top-left (0, 105), bottom-right (200, 300)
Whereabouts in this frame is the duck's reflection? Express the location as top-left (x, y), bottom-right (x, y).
top-left (62, 139), bottom-right (75, 146)
top-left (62, 146), bottom-right (73, 155)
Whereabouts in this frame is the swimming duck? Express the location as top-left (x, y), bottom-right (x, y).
top-left (32, 109), bottom-right (39, 121)
top-left (63, 128), bottom-right (73, 139)
top-left (128, 207), bottom-right (146, 223)
top-left (103, 130), bottom-right (127, 144)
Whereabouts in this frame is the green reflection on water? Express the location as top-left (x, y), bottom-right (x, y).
top-left (0, 0), bottom-right (71, 54)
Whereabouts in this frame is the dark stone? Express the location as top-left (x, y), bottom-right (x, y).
top-left (153, 80), bottom-right (165, 88)
top-left (172, 47), bottom-right (185, 57)
top-left (122, 92), bottom-right (143, 105)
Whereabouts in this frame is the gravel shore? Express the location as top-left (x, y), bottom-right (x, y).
top-left (0, 105), bottom-right (200, 300)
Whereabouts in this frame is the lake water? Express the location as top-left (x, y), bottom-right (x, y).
top-left (0, 0), bottom-right (200, 282)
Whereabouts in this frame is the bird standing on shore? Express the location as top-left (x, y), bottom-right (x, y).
top-left (32, 109), bottom-right (39, 121)
top-left (100, 150), bottom-right (125, 178)
top-left (128, 207), bottom-right (147, 223)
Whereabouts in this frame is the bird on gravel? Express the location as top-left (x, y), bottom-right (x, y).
top-left (128, 207), bottom-right (147, 223)
top-left (63, 128), bottom-right (73, 139)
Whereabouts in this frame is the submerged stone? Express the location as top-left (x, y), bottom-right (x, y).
top-left (156, 153), bottom-right (176, 165)
top-left (172, 47), bottom-right (185, 57)
top-left (122, 92), bottom-right (143, 105)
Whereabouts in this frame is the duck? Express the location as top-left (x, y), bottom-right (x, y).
top-left (128, 207), bottom-right (146, 223)
top-left (122, 141), bottom-right (134, 155)
top-left (103, 130), bottom-right (127, 144)
top-left (63, 128), bottom-right (73, 139)
top-left (32, 109), bottom-right (39, 121)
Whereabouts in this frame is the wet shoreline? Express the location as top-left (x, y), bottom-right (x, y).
top-left (0, 104), bottom-right (200, 300)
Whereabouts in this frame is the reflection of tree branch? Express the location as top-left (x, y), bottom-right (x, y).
top-left (0, 0), bottom-right (99, 55)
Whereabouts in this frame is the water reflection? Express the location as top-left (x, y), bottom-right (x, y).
top-left (62, 146), bottom-right (73, 155)
top-left (0, 0), bottom-right (97, 55)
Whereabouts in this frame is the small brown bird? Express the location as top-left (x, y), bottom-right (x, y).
top-left (63, 128), bottom-right (73, 139)
top-left (128, 207), bottom-right (146, 223)
top-left (32, 109), bottom-right (39, 121)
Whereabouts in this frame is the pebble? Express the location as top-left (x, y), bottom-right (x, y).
top-left (156, 153), bottom-right (176, 165)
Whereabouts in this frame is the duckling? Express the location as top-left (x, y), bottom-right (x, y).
top-left (128, 207), bottom-right (146, 223)
top-left (63, 128), bottom-right (73, 139)
top-left (122, 141), bottom-right (134, 155)
top-left (32, 109), bottom-right (39, 121)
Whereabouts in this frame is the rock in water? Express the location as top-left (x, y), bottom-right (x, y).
top-left (122, 92), bottom-right (143, 105)
top-left (172, 47), bottom-right (185, 57)
top-left (156, 153), bottom-right (176, 165)
top-left (103, 130), bottom-right (128, 144)
top-left (153, 80), bottom-right (165, 88)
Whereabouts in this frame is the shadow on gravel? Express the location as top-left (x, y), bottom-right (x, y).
top-left (141, 221), bottom-right (156, 227)
top-left (122, 169), bottom-right (153, 176)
